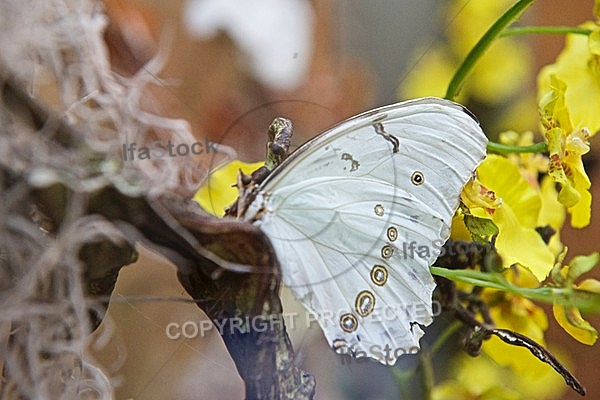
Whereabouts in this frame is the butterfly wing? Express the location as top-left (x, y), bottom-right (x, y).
top-left (250, 97), bottom-right (487, 365)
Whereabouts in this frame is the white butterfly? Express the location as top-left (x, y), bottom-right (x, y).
top-left (242, 97), bottom-right (487, 365)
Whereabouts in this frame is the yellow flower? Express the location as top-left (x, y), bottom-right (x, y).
top-left (481, 267), bottom-right (548, 369)
top-left (539, 75), bottom-right (592, 228)
top-left (471, 155), bottom-right (556, 281)
top-left (551, 252), bottom-right (600, 345)
top-left (399, 0), bottom-right (532, 106)
top-left (432, 344), bottom-right (567, 400)
top-left (538, 22), bottom-right (600, 134)
top-left (496, 131), bottom-right (566, 255)
top-left (461, 176), bottom-right (502, 215)
top-left (398, 45), bottom-right (458, 100)
top-left (472, 267), bottom-right (569, 399)
top-left (553, 299), bottom-right (598, 345)
top-left (194, 160), bottom-right (263, 216)
top-left (537, 176), bottom-right (566, 256)
top-left (445, 0), bottom-right (533, 105)
top-left (467, 40), bottom-right (533, 105)
top-left (446, 0), bottom-right (513, 49)
top-left (498, 131), bottom-right (548, 187)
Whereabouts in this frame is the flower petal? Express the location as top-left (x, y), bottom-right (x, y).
top-left (553, 303), bottom-right (598, 345)
top-left (493, 206), bottom-right (556, 280)
top-left (476, 155), bottom-right (540, 228)
top-left (194, 160), bottom-right (264, 216)
top-left (538, 23), bottom-right (600, 134)
top-left (475, 155), bottom-right (555, 280)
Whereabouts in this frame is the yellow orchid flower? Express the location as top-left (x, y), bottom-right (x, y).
top-left (551, 252), bottom-right (600, 345)
top-left (400, 0), bottom-right (532, 109)
top-left (498, 131), bottom-right (548, 187)
top-left (481, 267), bottom-right (548, 371)
top-left (553, 298), bottom-right (598, 346)
top-left (537, 176), bottom-right (567, 256)
top-left (469, 155), bottom-right (556, 281)
top-left (538, 21), bottom-right (600, 134)
top-left (461, 176), bottom-right (502, 215)
top-left (445, 0), bottom-right (533, 104)
top-left (433, 345), bottom-right (567, 400)
top-left (539, 75), bottom-right (592, 228)
top-left (494, 131), bottom-right (566, 255)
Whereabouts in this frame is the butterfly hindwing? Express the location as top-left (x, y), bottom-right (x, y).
top-left (249, 98), bottom-right (487, 365)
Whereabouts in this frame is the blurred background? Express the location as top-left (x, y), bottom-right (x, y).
top-left (90, 1), bottom-right (599, 399)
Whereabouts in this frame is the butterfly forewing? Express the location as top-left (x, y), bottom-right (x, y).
top-left (249, 97), bottom-right (487, 365)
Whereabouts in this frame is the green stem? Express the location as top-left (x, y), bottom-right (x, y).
top-left (392, 366), bottom-right (417, 399)
top-left (445, 0), bottom-right (538, 100)
top-left (420, 347), bottom-right (434, 400)
top-left (430, 321), bottom-right (462, 355)
top-left (502, 26), bottom-right (593, 37)
top-left (430, 267), bottom-right (600, 313)
top-left (487, 141), bottom-right (547, 154)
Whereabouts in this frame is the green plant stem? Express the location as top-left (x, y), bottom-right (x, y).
top-left (430, 266), bottom-right (600, 314)
top-left (487, 141), bottom-right (547, 154)
top-left (502, 26), bottom-right (593, 37)
top-left (430, 321), bottom-right (463, 355)
top-left (420, 347), bottom-right (434, 400)
top-left (445, 0), bottom-right (538, 100)
top-left (392, 367), bottom-right (415, 400)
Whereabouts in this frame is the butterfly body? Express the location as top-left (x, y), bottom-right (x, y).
top-left (244, 98), bottom-right (487, 365)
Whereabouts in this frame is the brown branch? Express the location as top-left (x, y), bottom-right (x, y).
top-left (163, 196), bottom-right (316, 399)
